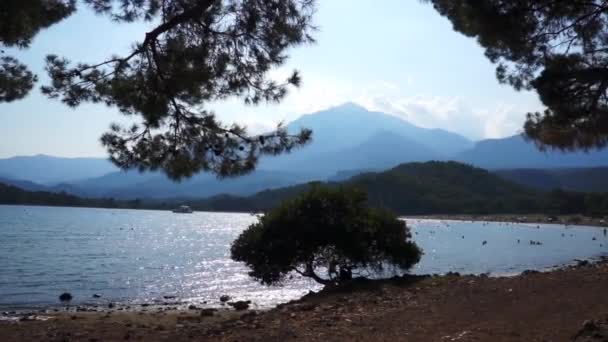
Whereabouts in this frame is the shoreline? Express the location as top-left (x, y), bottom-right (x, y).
top-left (3, 258), bottom-right (608, 341)
top-left (407, 213), bottom-right (608, 228)
top-left (4, 204), bottom-right (608, 227)
top-left (1, 254), bottom-right (604, 316)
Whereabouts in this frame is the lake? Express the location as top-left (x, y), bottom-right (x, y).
top-left (0, 205), bottom-right (606, 310)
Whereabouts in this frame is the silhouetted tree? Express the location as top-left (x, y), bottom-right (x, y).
top-left (425, 0), bottom-right (608, 151)
top-left (230, 186), bottom-right (422, 285)
top-left (0, 0), bottom-right (75, 102)
top-left (1, 0), bottom-right (316, 179)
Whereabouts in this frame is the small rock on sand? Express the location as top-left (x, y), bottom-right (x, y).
top-left (59, 293), bottom-right (72, 302)
top-left (228, 300), bottom-right (251, 311)
top-left (200, 308), bottom-right (217, 317)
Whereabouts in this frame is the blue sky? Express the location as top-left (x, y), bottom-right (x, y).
top-left (0, 0), bottom-right (544, 158)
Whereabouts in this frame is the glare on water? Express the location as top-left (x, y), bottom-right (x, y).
top-left (0, 205), bottom-right (606, 310)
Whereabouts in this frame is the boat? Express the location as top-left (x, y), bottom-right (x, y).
top-left (172, 205), bottom-right (193, 213)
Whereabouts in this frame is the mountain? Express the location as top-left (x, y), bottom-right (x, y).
top-left (0, 154), bottom-right (117, 184)
top-left (261, 103), bottom-right (473, 171)
top-left (262, 131), bottom-right (445, 177)
top-left (290, 103), bottom-right (473, 154)
top-left (328, 169), bottom-right (377, 182)
top-left (0, 177), bottom-right (50, 192)
top-left (494, 167), bottom-right (608, 193)
top-left (191, 161), bottom-right (549, 215)
top-left (457, 135), bottom-right (608, 169)
top-left (0, 182), bottom-right (111, 207)
top-left (3, 162), bottom-right (607, 217)
top-left (320, 131), bottom-right (444, 171)
top-left (69, 169), bottom-right (319, 199)
top-left (259, 103), bottom-right (473, 175)
top-left (4, 104), bottom-right (607, 199)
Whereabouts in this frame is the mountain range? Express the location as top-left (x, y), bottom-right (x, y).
top-left (5, 161), bottom-right (606, 217)
top-left (0, 154), bottom-right (115, 184)
top-left (1, 102), bottom-right (606, 199)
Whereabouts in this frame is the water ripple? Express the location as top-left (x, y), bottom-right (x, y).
top-left (0, 205), bottom-right (606, 310)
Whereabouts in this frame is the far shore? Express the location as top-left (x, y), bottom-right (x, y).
top-left (408, 213), bottom-right (608, 228)
top-left (4, 204), bottom-right (608, 229)
top-left (2, 258), bottom-right (608, 341)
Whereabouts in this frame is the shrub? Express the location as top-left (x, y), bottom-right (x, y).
top-left (231, 186), bottom-right (422, 285)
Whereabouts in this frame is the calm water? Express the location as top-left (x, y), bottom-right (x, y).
top-left (0, 205), bottom-right (607, 310)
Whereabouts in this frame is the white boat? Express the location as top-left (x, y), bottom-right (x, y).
top-left (172, 205), bottom-right (193, 213)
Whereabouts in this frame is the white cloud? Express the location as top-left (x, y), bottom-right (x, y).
top-left (210, 71), bottom-right (537, 140)
top-left (278, 75), bottom-right (534, 140)
top-left (361, 95), bottom-right (528, 140)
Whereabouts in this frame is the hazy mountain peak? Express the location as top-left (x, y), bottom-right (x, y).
top-left (330, 101), bottom-right (368, 112)
top-left (458, 133), bottom-right (608, 169)
top-left (0, 154), bottom-right (117, 184)
top-left (285, 104), bottom-right (472, 157)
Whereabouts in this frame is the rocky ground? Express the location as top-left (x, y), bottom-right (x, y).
top-left (2, 259), bottom-right (608, 341)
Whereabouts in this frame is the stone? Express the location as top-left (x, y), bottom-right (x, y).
top-left (59, 293), bottom-right (72, 302)
top-left (521, 270), bottom-right (540, 276)
top-left (219, 295), bottom-right (231, 303)
top-left (573, 319), bottom-right (608, 341)
top-left (228, 300), bottom-right (251, 311)
top-left (240, 311), bottom-right (257, 321)
top-left (577, 260), bottom-right (590, 267)
top-left (200, 308), bottom-right (217, 317)
top-left (295, 303), bottom-right (316, 311)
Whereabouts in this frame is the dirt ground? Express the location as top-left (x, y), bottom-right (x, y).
top-left (2, 260), bottom-right (608, 341)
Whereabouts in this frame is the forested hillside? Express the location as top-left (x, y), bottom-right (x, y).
top-left (191, 162), bottom-right (608, 216)
top-left (2, 162), bottom-right (607, 217)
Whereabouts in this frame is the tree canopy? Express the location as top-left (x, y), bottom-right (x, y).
top-left (0, 0), bottom-right (75, 102)
top-left (425, 0), bottom-right (608, 151)
top-left (1, 0), bottom-right (315, 179)
top-left (230, 186), bottom-right (422, 286)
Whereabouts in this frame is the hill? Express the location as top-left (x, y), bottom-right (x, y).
top-left (2, 105), bottom-right (607, 198)
top-left (191, 162), bottom-right (608, 216)
top-left (70, 169), bottom-right (319, 199)
top-left (495, 167), bottom-right (608, 193)
top-left (0, 183), bottom-right (118, 208)
top-left (0, 155), bottom-right (117, 184)
top-left (2, 162), bottom-right (607, 217)
top-left (457, 135), bottom-right (608, 169)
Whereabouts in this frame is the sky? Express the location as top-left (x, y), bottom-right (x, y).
top-left (0, 0), bottom-right (544, 158)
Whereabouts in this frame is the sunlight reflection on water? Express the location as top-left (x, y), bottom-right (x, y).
top-left (0, 205), bottom-right (606, 310)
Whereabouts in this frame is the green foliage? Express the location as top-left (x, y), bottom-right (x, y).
top-left (230, 186), bottom-right (422, 285)
top-left (1, 0), bottom-right (316, 180)
top-left (425, 0), bottom-right (608, 150)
